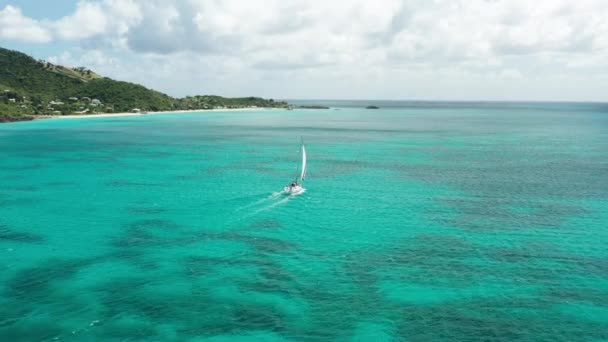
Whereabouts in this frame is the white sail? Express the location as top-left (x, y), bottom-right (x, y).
top-left (300, 144), bottom-right (307, 181)
top-left (284, 139), bottom-right (307, 194)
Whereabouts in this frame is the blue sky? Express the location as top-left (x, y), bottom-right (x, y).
top-left (1, 0), bottom-right (607, 101)
top-left (0, 0), bottom-right (76, 19)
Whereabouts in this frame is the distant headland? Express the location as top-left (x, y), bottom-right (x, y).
top-left (0, 46), bottom-right (290, 123)
top-left (293, 105), bottom-right (330, 109)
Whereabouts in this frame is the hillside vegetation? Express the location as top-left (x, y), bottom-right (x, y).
top-left (0, 46), bottom-right (288, 120)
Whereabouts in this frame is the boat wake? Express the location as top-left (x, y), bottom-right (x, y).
top-left (252, 188), bottom-right (305, 214)
top-left (235, 191), bottom-right (283, 212)
top-left (235, 188), bottom-right (305, 217)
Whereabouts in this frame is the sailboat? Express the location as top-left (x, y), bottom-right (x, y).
top-left (284, 138), bottom-right (307, 194)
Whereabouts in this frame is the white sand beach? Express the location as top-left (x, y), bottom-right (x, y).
top-left (35, 107), bottom-right (267, 120)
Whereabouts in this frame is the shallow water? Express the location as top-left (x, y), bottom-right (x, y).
top-left (1, 104), bottom-right (607, 341)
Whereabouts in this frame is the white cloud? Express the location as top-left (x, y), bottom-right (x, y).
top-left (0, 5), bottom-right (52, 43)
top-left (53, 0), bottom-right (141, 40)
top-left (6, 0), bottom-right (608, 63)
top-left (54, 1), bottom-right (107, 40)
top-left (498, 69), bottom-right (523, 80)
top-left (4, 0), bottom-right (608, 100)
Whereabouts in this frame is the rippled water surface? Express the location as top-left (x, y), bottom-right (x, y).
top-left (1, 104), bottom-right (607, 341)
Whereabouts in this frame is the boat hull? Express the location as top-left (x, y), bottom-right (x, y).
top-left (283, 185), bottom-right (304, 194)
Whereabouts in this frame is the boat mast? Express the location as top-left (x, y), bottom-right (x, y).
top-left (300, 137), bottom-right (306, 185)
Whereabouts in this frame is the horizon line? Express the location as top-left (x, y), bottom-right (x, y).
top-left (279, 98), bottom-right (608, 104)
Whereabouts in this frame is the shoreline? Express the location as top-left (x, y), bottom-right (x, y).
top-left (32, 107), bottom-right (268, 121)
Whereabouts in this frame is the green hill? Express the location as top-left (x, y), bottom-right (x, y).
top-left (0, 46), bottom-right (287, 120)
top-left (74, 78), bottom-right (175, 112)
top-left (1, 48), bottom-right (85, 102)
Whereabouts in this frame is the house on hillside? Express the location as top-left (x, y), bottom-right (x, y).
top-left (91, 99), bottom-right (101, 106)
top-left (68, 97), bottom-right (78, 101)
top-left (131, 108), bottom-right (141, 113)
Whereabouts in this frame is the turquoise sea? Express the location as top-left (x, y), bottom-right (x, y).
top-left (1, 101), bottom-right (607, 341)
